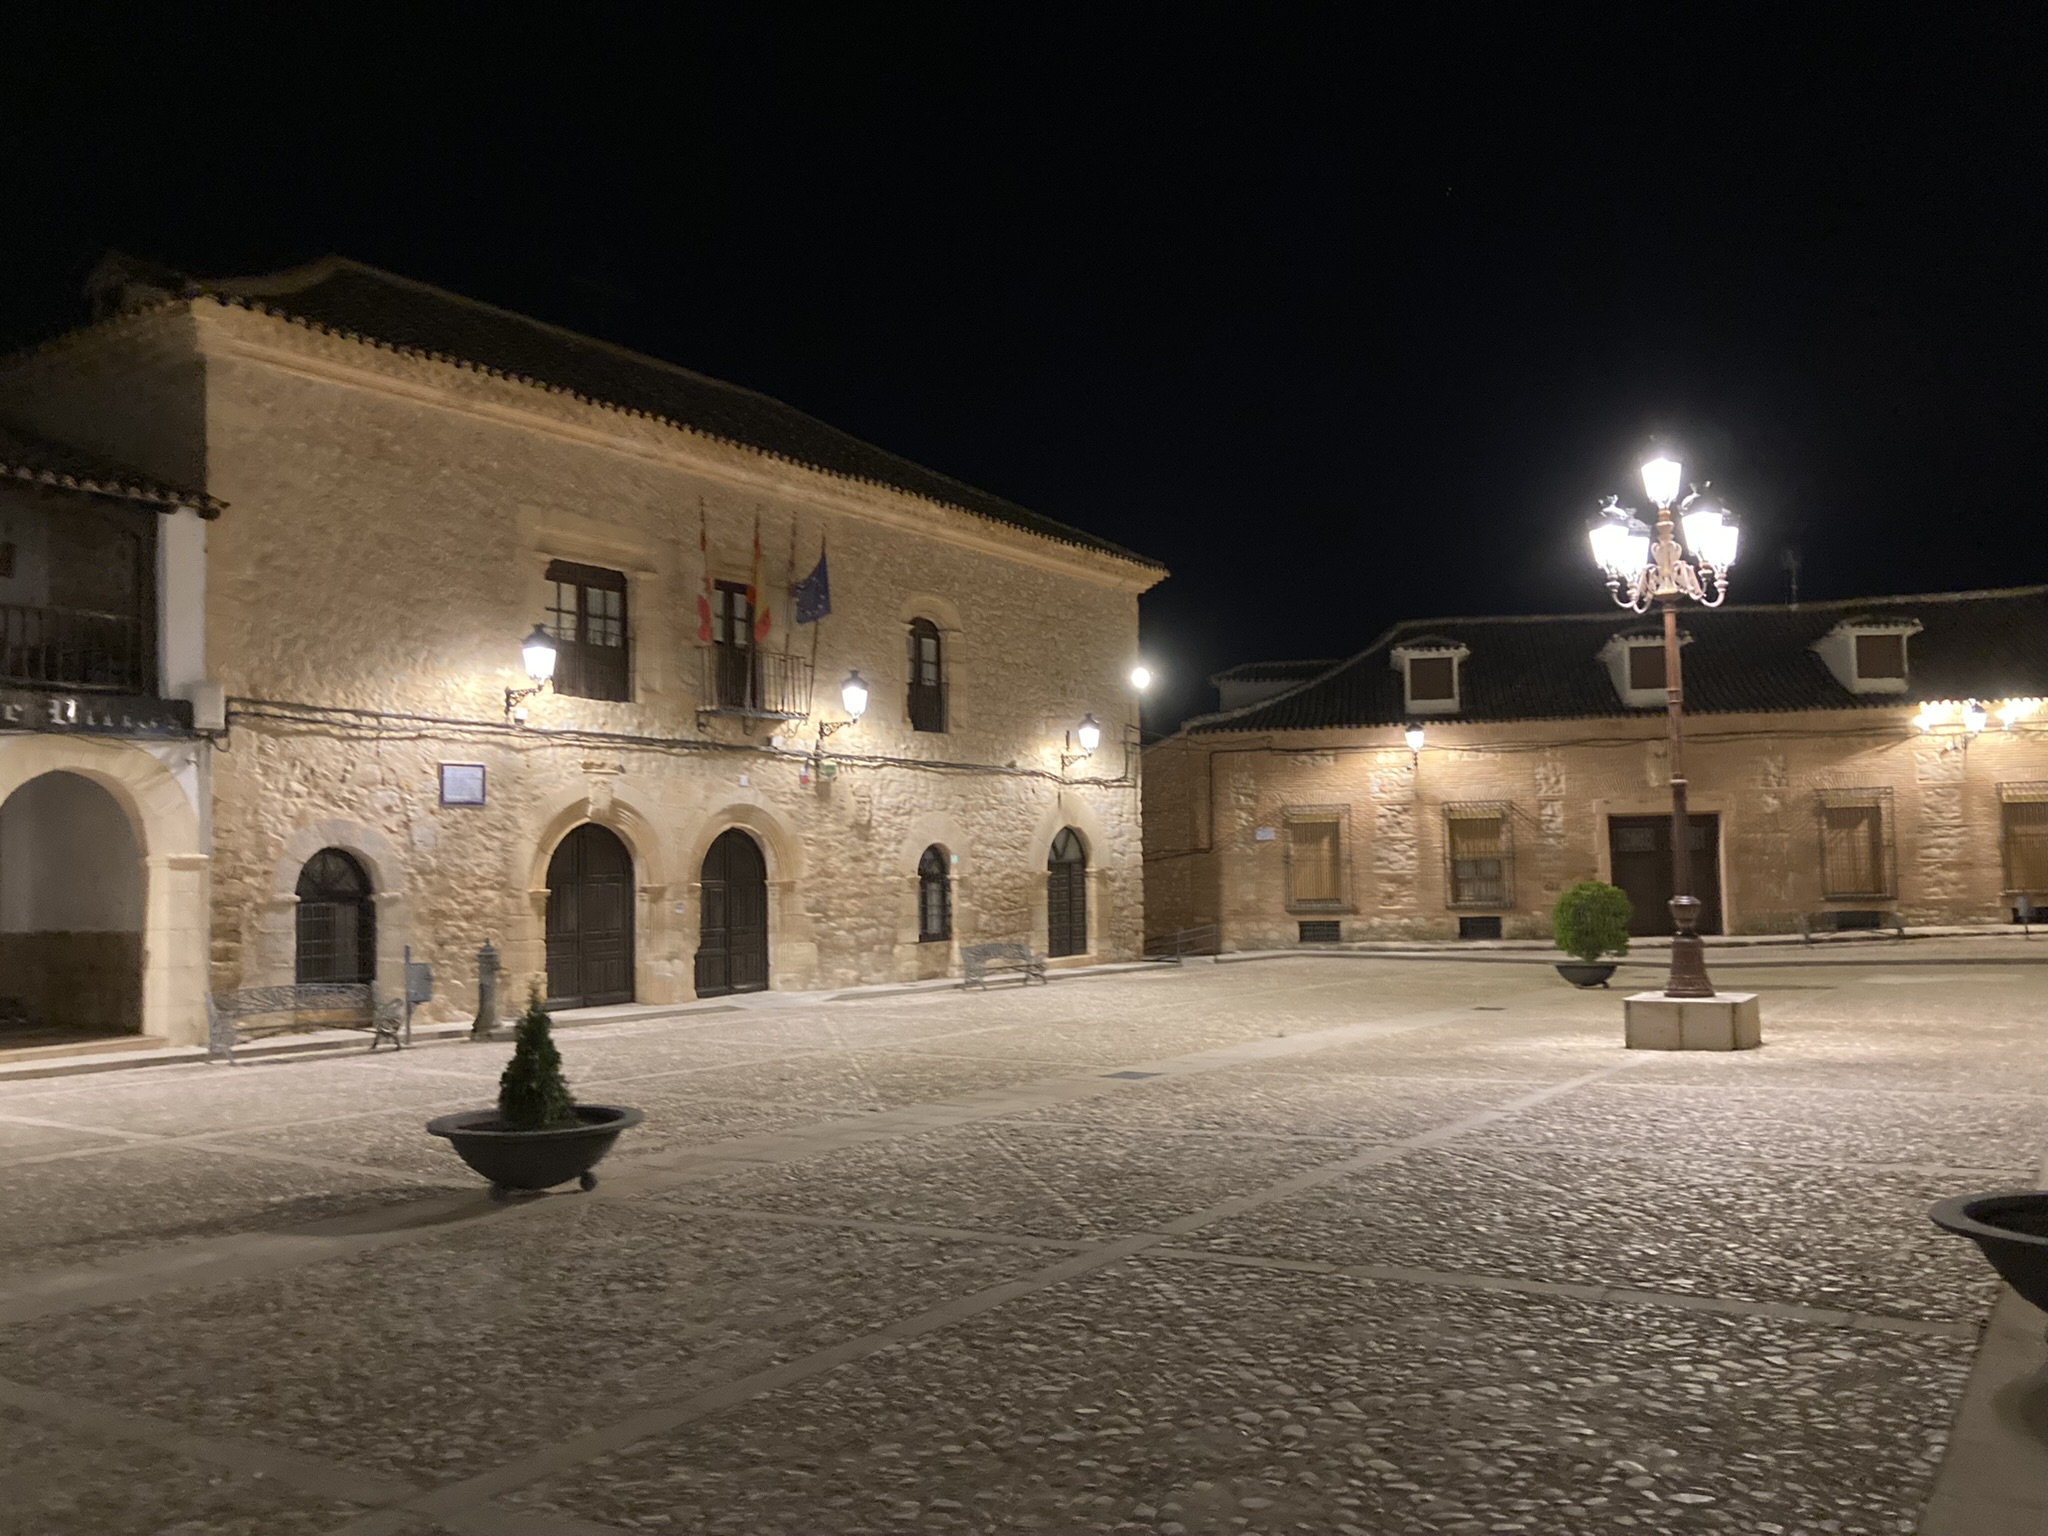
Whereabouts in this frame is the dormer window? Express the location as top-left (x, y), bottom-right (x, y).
top-left (1812, 617), bottom-right (1921, 695)
top-left (1600, 630), bottom-right (1686, 709)
top-left (1392, 641), bottom-right (1468, 715)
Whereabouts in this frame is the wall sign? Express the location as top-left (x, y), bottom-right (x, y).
top-left (439, 763), bottom-right (487, 806)
top-left (1254, 826), bottom-right (1276, 842)
top-left (0, 689), bottom-right (194, 737)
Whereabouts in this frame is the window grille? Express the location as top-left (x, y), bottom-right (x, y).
top-left (1298, 920), bottom-right (1342, 944)
top-left (295, 848), bottom-right (375, 984)
top-left (917, 845), bottom-right (951, 942)
top-left (1458, 915), bottom-right (1503, 940)
top-left (1816, 787), bottom-right (1895, 900)
top-left (2001, 783), bottom-right (2048, 896)
top-left (1444, 801), bottom-right (1514, 909)
top-left (1284, 807), bottom-right (1348, 910)
top-left (544, 560), bottom-right (630, 702)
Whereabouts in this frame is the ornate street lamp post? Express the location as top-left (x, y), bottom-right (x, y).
top-left (1587, 453), bottom-right (1741, 998)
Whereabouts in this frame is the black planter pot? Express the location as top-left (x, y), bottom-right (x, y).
top-left (427, 1105), bottom-right (644, 1199)
top-left (1931, 1191), bottom-right (2048, 1312)
top-left (1555, 962), bottom-right (1619, 989)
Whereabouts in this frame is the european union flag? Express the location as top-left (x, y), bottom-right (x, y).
top-left (791, 543), bottom-right (831, 624)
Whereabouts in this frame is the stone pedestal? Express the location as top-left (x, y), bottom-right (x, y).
top-left (1623, 991), bottom-right (1762, 1051)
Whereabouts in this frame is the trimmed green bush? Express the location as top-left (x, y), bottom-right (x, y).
top-left (1551, 880), bottom-right (1633, 963)
top-left (497, 985), bottom-right (579, 1130)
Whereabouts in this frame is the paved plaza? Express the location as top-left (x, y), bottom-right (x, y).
top-left (0, 953), bottom-right (2044, 1535)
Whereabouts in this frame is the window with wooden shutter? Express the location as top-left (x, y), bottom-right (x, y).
top-left (1817, 788), bottom-right (1893, 899)
top-left (2001, 784), bottom-right (2048, 896)
top-left (1284, 809), bottom-right (1346, 910)
top-left (1444, 802), bottom-right (1514, 909)
top-left (907, 618), bottom-right (946, 733)
top-left (544, 560), bottom-right (630, 702)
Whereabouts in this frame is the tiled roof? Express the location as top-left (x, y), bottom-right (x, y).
top-left (106, 255), bottom-right (1160, 570)
top-left (1208, 659), bottom-right (1338, 686)
top-left (1190, 587), bottom-right (2048, 733)
top-left (0, 419), bottom-right (222, 515)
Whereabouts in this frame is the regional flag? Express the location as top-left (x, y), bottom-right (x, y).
top-left (746, 516), bottom-right (772, 644)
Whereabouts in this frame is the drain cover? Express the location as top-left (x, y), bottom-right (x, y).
top-left (1102, 1070), bottom-right (1163, 1080)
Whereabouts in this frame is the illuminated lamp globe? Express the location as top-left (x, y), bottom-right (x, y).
top-left (1640, 455), bottom-right (1683, 509)
top-left (520, 624), bottom-right (558, 684)
top-left (1587, 511), bottom-right (1650, 576)
top-left (840, 669), bottom-right (869, 720)
top-left (1404, 725), bottom-right (1425, 755)
top-left (1130, 665), bottom-right (1153, 692)
top-left (1076, 714), bottom-right (1102, 754)
top-left (1964, 699), bottom-right (1988, 736)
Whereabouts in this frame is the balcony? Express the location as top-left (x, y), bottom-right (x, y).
top-left (696, 646), bottom-right (813, 720)
top-left (0, 604), bottom-right (148, 693)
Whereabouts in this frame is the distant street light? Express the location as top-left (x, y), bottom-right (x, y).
top-left (1130, 665), bottom-right (1153, 692)
top-left (1586, 451), bottom-right (1743, 998)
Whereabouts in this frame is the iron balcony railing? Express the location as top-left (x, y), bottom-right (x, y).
top-left (696, 645), bottom-right (813, 720)
top-left (0, 603), bottom-right (147, 693)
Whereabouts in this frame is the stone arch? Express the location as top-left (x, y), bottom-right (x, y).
top-left (1027, 794), bottom-right (1114, 963)
top-left (683, 802), bottom-right (810, 995)
top-left (512, 787), bottom-right (672, 1006)
top-left (258, 817), bottom-right (412, 990)
top-left (0, 736), bottom-right (206, 1043)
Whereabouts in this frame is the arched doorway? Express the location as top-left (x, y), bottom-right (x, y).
top-left (0, 771), bottom-right (142, 1039)
top-left (917, 845), bottom-right (952, 943)
top-left (545, 823), bottom-right (635, 1008)
top-left (295, 849), bottom-right (375, 983)
top-left (696, 828), bottom-right (768, 997)
top-left (1047, 827), bottom-right (1088, 958)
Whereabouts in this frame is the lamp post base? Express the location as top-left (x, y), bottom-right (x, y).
top-left (1624, 991), bottom-right (1762, 1051)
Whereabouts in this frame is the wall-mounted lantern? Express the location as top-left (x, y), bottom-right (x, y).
top-left (1404, 724), bottom-right (1425, 761)
top-left (816, 669), bottom-right (868, 744)
top-left (1061, 712), bottom-right (1102, 772)
top-left (505, 624), bottom-right (558, 720)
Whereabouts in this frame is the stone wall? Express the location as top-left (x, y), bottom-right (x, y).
top-left (3, 300), bottom-right (1155, 1019)
top-left (1145, 711), bottom-right (2048, 947)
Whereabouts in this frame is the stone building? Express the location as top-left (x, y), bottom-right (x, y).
top-left (1146, 589), bottom-right (2048, 948)
top-left (0, 256), bottom-right (1162, 1044)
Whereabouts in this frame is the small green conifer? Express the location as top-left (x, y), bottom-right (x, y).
top-left (497, 985), bottom-right (579, 1130)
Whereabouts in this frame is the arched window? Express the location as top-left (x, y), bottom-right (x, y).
top-left (918, 845), bottom-right (952, 942)
top-left (296, 849), bottom-right (375, 984)
top-left (907, 618), bottom-right (945, 733)
top-left (1047, 827), bottom-right (1087, 958)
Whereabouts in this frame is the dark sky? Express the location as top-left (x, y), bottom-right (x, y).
top-left (3, 7), bottom-right (2043, 732)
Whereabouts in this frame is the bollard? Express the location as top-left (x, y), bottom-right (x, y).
top-left (471, 939), bottom-right (500, 1041)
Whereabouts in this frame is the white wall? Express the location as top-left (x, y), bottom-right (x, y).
top-left (0, 771), bottom-right (143, 932)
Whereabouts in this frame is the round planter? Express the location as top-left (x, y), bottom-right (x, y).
top-left (1554, 962), bottom-right (1618, 989)
top-left (1930, 1190), bottom-right (2048, 1313)
top-left (426, 1105), bottom-right (644, 1199)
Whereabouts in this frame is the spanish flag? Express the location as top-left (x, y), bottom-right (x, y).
top-left (746, 515), bottom-right (772, 644)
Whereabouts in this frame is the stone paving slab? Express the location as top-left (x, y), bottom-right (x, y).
top-left (1194, 1144), bottom-right (2003, 1322)
top-left (0, 1206), bottom-right (1043, 1489)
top-left (646, 1048), bottom-right (1104, 1109)
top-left (510, 1254), bottom-right (1968, 1535)
top-left (0, 1057), bottom-right (478, 1136)
top-left (0, 1117), bottom-right (136, 1163)
top-left (0, 1402), bottom-right (368, 1536)
top-left (677, 1121), bottom-right (1353, 1241)
top-left (1466, 1080), bottom-right (2048, 1170)
top-left (1001, 1070), bottom-right (1540, 1141)
top-left (0, 1142), bottom-right (466, 1282)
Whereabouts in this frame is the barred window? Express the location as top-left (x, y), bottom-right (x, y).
top-left (917, 845), bottom-right (952, 942)
top-left (2001, 784), bottom-right (2048, 896)
top-left (1817, 788), bottom-right (1894, 900)
top-left (1444, 802), bottom-right (1514, 909)
top-left (544, 560), bottom-right (630, 702)
top-left (1285, 810), bottom-right (1346, 910)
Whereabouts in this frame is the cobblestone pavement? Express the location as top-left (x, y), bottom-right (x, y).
top-left (0, 955), bottom-right (2041, 1534)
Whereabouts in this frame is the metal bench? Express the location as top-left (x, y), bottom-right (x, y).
top-left (1799, 909), bottom-right (1904, 943)
top-left (207, 982), bottom-right (405, 1061)
top-left (961, 942), bottom-right (1048, 990)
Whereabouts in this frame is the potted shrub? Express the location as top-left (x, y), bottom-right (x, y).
top-left (1551, 880), bottom-right (1632, 987)
top-left (1931, 1191), bottom-right (2048, 1318)
top-left (427, 987), bottom-right (642, 1200)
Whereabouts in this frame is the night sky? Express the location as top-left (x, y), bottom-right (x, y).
top-left (4, 8), bottom-right (2043, 732)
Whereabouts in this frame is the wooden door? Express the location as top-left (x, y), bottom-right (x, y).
top-left (696, 828), bottom-right (769, 996)
top-left (545, 824), bottom-right (635, 1008)
top-left (1606, 814), bottom-right (1722, 936)
top-left (1047, 827), bottom-right (1088, 958)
